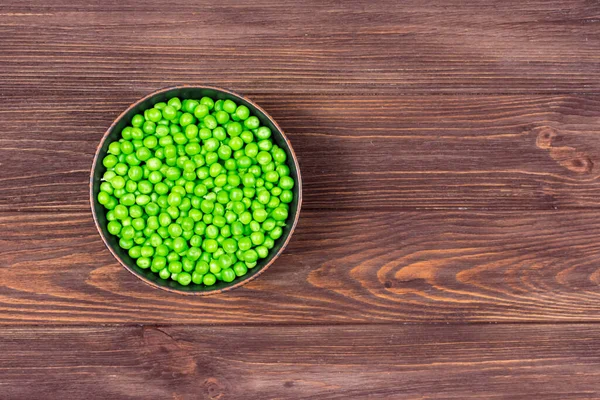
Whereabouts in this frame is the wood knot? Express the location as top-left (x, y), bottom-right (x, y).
top-left (535, 126), bottom-right (558, 149)
top-left (202, 377), bottom-right (227, 399)
top-left (532, 126), bottom-right (594, 174)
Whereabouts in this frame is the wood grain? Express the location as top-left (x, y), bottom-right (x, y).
top-left (3, 94), bottom-right (600, 212)
top-left (0, 0), bottom-right (599, 95)
top-left (2, 1), bottom-right (600, 397)
top-left (1, 209), bottom-right (600, 324)
top-left (1, 324), bottom-right (599, 399)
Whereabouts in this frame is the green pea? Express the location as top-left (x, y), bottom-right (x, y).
top-left (203, 273), bottom-right (217, 286)
top-left (169, 261), bottom-right (183, 274)
top-left (244, 116), bottom-right (260, 130)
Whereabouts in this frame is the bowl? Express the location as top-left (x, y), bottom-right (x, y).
top-left (90, 85), bottom-right (302, 295)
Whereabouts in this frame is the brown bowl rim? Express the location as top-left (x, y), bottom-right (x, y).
top-left (90, 85), bottom-right (302, 295)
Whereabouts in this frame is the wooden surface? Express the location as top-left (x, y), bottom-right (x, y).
top-left (1, 0), bottom-right (600, 398)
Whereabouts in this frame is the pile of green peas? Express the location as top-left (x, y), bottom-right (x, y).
top-left (97, 96), bottom-right (295, 287)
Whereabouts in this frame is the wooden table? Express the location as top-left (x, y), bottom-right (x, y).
top-left (2, 1), bottom-right (600, 398)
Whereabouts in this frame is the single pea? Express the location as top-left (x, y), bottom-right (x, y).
top-left (256, 245), bottom-right (268, 259)
top-left (205, 225), bottom-right (219, 239)
top-left (215, 110), bottom-right (230, 125)
top-left (200, 97), bottom-right (214, 110)
top-left (156, 267), bottom-right (170, 279)
top-left (185, 142), bottom-right (201, 156)
top-left (173, 132), bottom-right (187, 145)
top-left (256, 126), bottom-right (272, 140)
top-left (271, 186), bottom-right (282, 197)
top-left (244, 249), bottom-right (258, 263)
top-left (244, 143), bottom-right (259, 158)
top-left (266, 197), bottom-right (280, 210)
top-left (244, 186), bottom-right (256, 198)
top-left (280, 189), bottom-right (293, 203)
top-left (181, 257), bottom-right (195, 272)
top-left (279, 176), bottom-right (295, 190)
top-left (270, 226), bottom-right (283, 240)
top-left (217, 145), bottom-right (232, 160)
top-left (179, 112), bottom-right (194, 127)
top-left (203, 239), bottom-right (218, 253)
top-left (203, 213), bottom-right (213, 224)
top-left (263, 237), bottom-right (275, 249)
top-left (253, 208), bottom-right (268, 223)
top-left (200, 200), bottom-right (215, 214)
top-left (142, 121), bottom-right (156, 135)
top-left (220, 225), bottom-right (232, 238)
top-left (191, 271), bottom-right (204, 284)
top-left (169, 261), bottom-right (183, 274)
top-left (135, 194), bottom-right (151, 206)
top-left (233, 262), bottom-right (248, 277)
top-left (131, 128), bottom-right (144, 141)
top-left (205, 152), bottom-right (219, 166)
top-left (137, 257), bottom-right (151, 269)
top-left (237, 156), bottom-right (252, 169)
top-left (195, 260), bottom-right (210, 275)
top-left (165, 166), bottom-right (181, 181)
top-left (231, 221), bottom-right (244, 236)
top-left (235, 105), bottom-right (250, 120)
top-left (224, 159), bottom-right (237, 172)
top-left (220, 99), bottom-right (235, 114)
top-left (168, 223), bottom-right (183, 238)
top-left (238, 237), bottom-right (252, 251)
top-left (242, 173), bottom-right (256, 188)
top-left (147, 108), bottom-right (162, 122)
top-left (194, 104), bottom-right (209, 119)
top-left (209, 259), bottom-right (221, 274)
top-left (221, 268), bottom-right (236, 282)
top-left (258, 139), bottom-right (273, 152)
top-left (204, 115), bottom-right (217, 130)
top-left (138, 180), bottom-right (153, 194)
top-left (276, 164), bottom-right (290, 177)
top-left (212, 215), bottom-right (226, 228)
top-left (131, 114), bottom-right (145, 127)
top-left (256, 190), bottom-right (271, 205)
top-left (271, 206), bottom-right (288, 221)
top-left (248, 165), bottom-right (262, 178)
top-left (203, 273), bottom-right (216, 286)
top-left (156, 125), bottom-right (170, 138)
top-left (265, 171), bottom-right (279, 183)
top-left (249, 220), bottom-right (261, 233)
top-left (257, 151), bottom-right (272, 165)
top-left (166, 97), bottom-right (181, 110)
top-left (183, 99), bottom-right (199, 113)
top-left (244, 116), bottom-right (260, 130)
top-left (240, 130), bottom-right (254, 144)
top-left (107, 220), bottom-right (122, 235)
top-left (227, 122), bottom-right (242, 137)
top-left (250, 231), bottom-right (265, 246)
top-left (213, 174), bottom-right (226, 188)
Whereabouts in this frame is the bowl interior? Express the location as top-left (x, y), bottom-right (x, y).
top-left (91, 87), bottom-right (301, 294)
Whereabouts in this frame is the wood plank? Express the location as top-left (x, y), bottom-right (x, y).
top-left (3, 94), bottom-right (600, 211)
top-left (2, 209), bottom-right (600, 324)
top-left (1, 324), bottom-right (599, 399)
top-left (0, 0), bottom-right (599, 95)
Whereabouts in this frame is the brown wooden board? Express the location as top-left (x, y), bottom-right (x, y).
top-left (1, 210), bottom-right (600, 324)
top-left (2, 0), bottom-right (600, 397)
top-left (1, 324), bottom-right (599, 399)
top-left (3, 95), bottom-right (600, 212)
top-left (0, 1), bottom-right (599, 94)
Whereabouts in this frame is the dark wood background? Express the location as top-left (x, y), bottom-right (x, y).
top-left (1, 0), bottom-right (600, 398)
